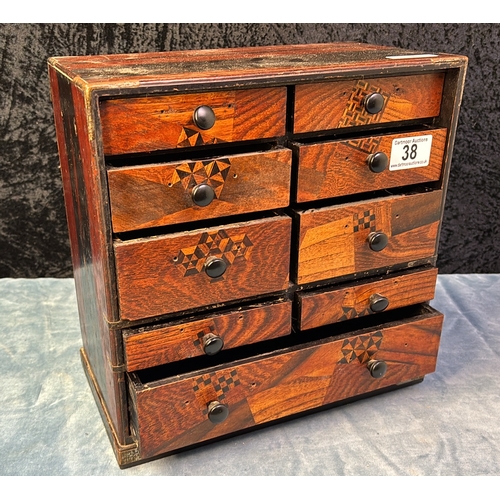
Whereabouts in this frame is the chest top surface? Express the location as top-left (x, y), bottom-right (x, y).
top-left (48, 42), bottom-right (467, 92)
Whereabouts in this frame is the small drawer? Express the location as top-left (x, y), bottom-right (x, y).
top-left (100, 87), bottom-right (287, 156)
top-left (114, 215), bottom-right (291, 321)
top-left (123, 299), bottom-right (292, 371)
top-left (108, 148), bottom-right (292, 233)
top-left (295, 189), bottom-right (442, 285)
top-left (294, 128), bottom-right (447, 202)
top-left (294, 73), bottom-right (445, 134)
top-left (128, 305), bottom-right (443, 460)
top-left (297, 267), bottom-right (438, 331)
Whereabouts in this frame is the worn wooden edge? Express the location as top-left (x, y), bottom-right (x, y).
top-left (50, 62), bottom-right (129, 442)
top-left (48, 62), bottom-right (119, 325)
top-left (47, 44), bottom-right (467, 95)
top-left (80, 348), bottom-right (140, 468)
top-left (433, 65), bottom-right (468, 254)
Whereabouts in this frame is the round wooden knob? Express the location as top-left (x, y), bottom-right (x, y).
top-left (207, 401), bottom-right (229, 424)
top-left (192, 184), bottom-right (215, 207)
top-left (367, 152), bottom-right (388, 173)
top-left (193, 105), bottom-right (216, 130)
top-left (369, 293), bottom-right (389, 312)
top-left (367, 359), bottom-right (387, 379)
top-left (364, 92), bottom-right (384, 114)
top-left (204, 257), bottom-right (227, 278)
top-left (202, 333), bottom-right (224, 355)
top-left (368, 231), bottom-right (388, 252)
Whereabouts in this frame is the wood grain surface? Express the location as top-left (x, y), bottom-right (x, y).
top-left (295, 190), bottom-right (442, 285)
top-left (295, 128), bottom-right (447, 202)
top-left (47, 42), bottom-right (469, 466)
top-left (100, 87), bottom-right (286, 155)
top-left (298, 267), bottom-right (438, 330)
top-left (294, 73), bottom-right (445, 134)
top-left (108, 149), bottom-right (292, 232)
top-left (114, 215), bottom-right (292, 321)
top-left (123, 300), bottom-right (292, 371)
top-left (129, 307), bottom-right (443, 459)
top-left (48, 43), bottom-right (467, 92)
top-left (49, 67), bottom-right (130, 443)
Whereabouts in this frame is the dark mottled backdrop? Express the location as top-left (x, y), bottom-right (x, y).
top-left (0, 24), bottom-right (498, 277)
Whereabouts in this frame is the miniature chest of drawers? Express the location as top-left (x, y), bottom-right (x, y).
top-left (48, 43), bottom-right (467, 467)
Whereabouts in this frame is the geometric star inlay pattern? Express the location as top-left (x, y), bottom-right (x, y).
top-left (338, 331), bottom-right (383, 364)
top-left (170, 158), bottom-right (231, 199)
top-left (177, 126), bottom-right (225, 148)
top-left (339, 306), bottom-right (372, 322)
top-left (174, 229), bottom-right (253, 281)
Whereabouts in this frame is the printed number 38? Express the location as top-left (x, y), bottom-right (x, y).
top-left (402, 144), bottom-right (418, 161)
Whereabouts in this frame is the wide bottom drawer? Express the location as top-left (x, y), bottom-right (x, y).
top-left (128, 305), bottom-right (443, 460)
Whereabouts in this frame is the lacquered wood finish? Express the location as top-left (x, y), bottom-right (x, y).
top-left (295, 128), bottom-right (447, 202)
top-left (298, 267), bottom-right (438, 330)
top-left (123, 300), bottom-right (292, 371)
top-left (100, 87), bottom-right (287, 156)
top-left (294, 73), bottom-right (445, 134)
top-left (114, 215), bottom-right (291, 320)
top-left (48, 66), bottom-right (128, 444)
top-left (295, 190), bottom-right (442, 285)
top-left (108, 149), bottom-right (292, 232)
top-left (48, 43), bottom-right (466, 92)
top-left (129, 307), bottom-right (443, 459)
top-left (49, 43), bottom-right (467, 467)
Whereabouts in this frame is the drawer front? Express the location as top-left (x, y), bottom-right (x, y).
top-left (108, 149), bottom-right (292, 233)
top-left (129, 307), bottom-right (443, 459)
top-left (100, 87), bottom-right (287, 156)
top-left (294, 73), bottom-right (445, 134)
top-left (297, 267), bottom-right (438, 331)
top-left (295, 189), bottom-right (442, 285)
top-left (295, 128), bottom-right (447, 202)
top-left (114, 215), bottom-right (291, 321)
top-left (123, 299), bottom-right (292, 371)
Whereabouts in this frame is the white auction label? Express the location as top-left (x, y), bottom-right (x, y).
top-left (389, 135), bottom-right (433, 171)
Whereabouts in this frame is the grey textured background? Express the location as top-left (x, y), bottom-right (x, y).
top-left (1, 24), bottom-right (499, 277)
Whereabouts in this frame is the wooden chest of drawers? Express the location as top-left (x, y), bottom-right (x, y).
top-left (48, 43), bottom-right (467, 467)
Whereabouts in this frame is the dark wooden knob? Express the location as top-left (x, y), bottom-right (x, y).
top-left (193, 105), bottom-right (216, 130)
top-left (202, 333), bottom-right (224, 355)
top-left (368, 231), bottom-right (388, 252)
top-left (192, 184), bottom-right (215, 207)
top-left (204, 257), bottom-right (227, 278)
top-left (367, 152), bottom-right (388, 173)
top-left (364, 92), bottom-right (384, 114)
top-left (207, 401), bottom-right (229, 424)
top-left (367, 359), bottom-right (387, 379)
top-left (369, 293), bottom-right (389, 312)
